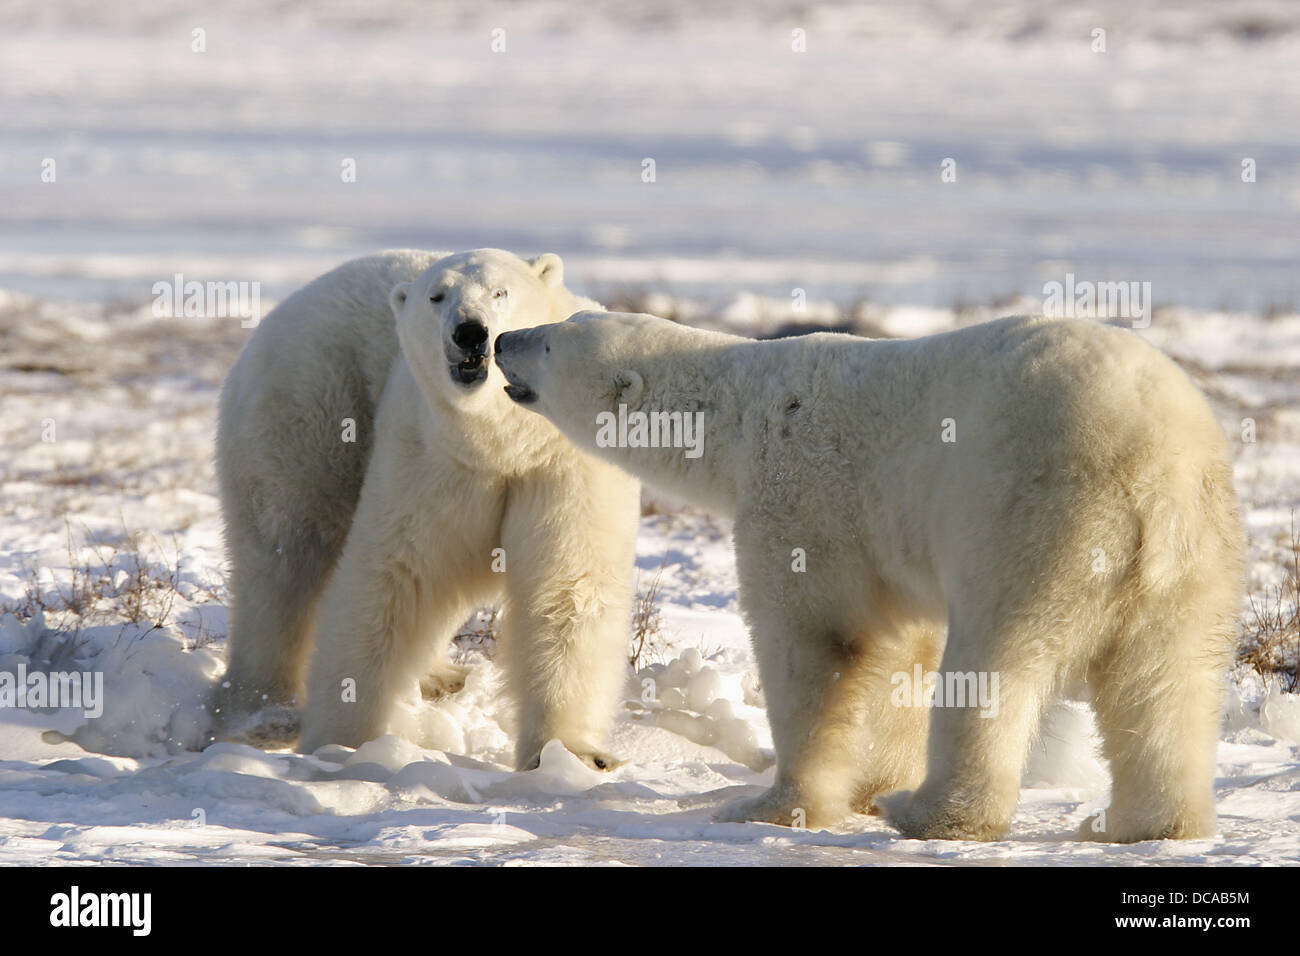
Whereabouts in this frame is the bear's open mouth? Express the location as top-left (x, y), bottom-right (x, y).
top-left (498, 361), bottom-right (538, 404)
top-left (503, 383), bottom-right (537, 404)
top-left (449, 354), bottom-right (488, 386)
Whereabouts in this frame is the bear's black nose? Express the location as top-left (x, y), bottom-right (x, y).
top-left (452, 321), bottom-right (489, 350)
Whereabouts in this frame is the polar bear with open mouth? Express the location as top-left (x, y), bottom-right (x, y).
top-left (495, 310), bottom-right (1243, 841)
top-left (215, 250), bottom-right (639, 770)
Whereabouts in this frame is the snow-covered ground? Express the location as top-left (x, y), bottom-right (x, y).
top-left (1, 0), bottom-right (1298, 865)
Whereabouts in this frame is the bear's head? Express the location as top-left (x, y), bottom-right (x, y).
top-left (494, 309), bottom-right (716, 438)
top-left (496, 310), bottom-right (743, 511)
top-left (389, 248), bottom-right (573, 408)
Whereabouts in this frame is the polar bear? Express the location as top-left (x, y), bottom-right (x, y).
top-left (495, 311), bottom-right (1244, 841)
top-left (215, 249), bottom-right (639, 769)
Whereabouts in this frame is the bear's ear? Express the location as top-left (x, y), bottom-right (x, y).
top-left (530, 253), bottom-right (564, 288)
top-left (613, 368), bottom-right (644, 406)
top-left (389, 281), bottom-right (411, 317)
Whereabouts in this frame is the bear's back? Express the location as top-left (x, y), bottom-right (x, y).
top-left (216, 250), bottom-right (451, 550)
top-left (247, 249), bottom-right (449, 406)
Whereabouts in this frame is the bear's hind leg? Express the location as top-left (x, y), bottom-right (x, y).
top-left (850, 622), bottom-right (944, 813)
top-left (881, 604), bottom-right (1067, 841)
top-left (214, 511), bottom-right (337, 745)
top-left (1081, 601), bottom-right (1235, 842)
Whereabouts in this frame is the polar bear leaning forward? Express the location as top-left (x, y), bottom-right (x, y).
top-left (495, 311), bottom-right (1244, 842)
top-left (215, 249), bottom-right (639, 770)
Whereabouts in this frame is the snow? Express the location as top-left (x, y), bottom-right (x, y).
top-left (1, 0), bottom-right (1298, 865)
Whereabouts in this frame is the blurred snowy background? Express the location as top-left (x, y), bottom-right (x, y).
top-left (2, 0), bottom-right (1299, 310)
top-left (0, 0), bottom-right (1298, 864)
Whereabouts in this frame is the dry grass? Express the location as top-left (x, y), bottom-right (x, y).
top-left (1, 520), bottom-right (183, 635)
top-left (629, 562), bottom-right (673, 670)
top-left (1240, 512), bottom-right (1300, 691)
top-left (457, 605), bottom-right (500, 638)
top-left (453, 605), bottom-right (501, 660)
top-left (180, 614), bottom-right (224, 652)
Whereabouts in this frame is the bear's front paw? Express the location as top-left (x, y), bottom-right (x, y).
top-left (871, 789), bottom-right (914, 825)
top-left (1074, 806), bottom-right (1212, 843)
top-left (420, 663), bottom-right (469, 700)
top-left (714, 786), bottom-right (839, 829)
top-left (878, 788), bottom-right (1009, 841)
top-left (208, 703), bottom-right (301, 750)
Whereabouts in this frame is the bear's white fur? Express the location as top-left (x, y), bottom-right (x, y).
top-left (216, 249), bottom-right (639, 769)
top-left (495, 311), bottom-right (1244, 841)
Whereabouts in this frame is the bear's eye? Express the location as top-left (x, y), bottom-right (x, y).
top-left (492, 288), bottom-right (508, 299)
top-left (430, 292), bottom-right (445, 303)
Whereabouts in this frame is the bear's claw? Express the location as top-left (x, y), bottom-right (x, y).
top-left (420, 663), bottom-right (470, 700)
